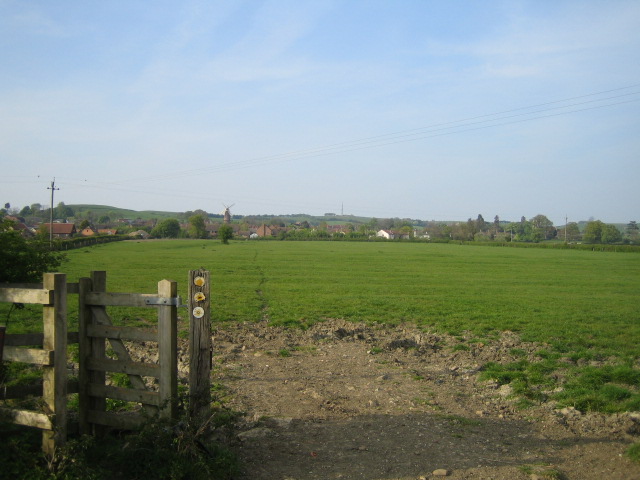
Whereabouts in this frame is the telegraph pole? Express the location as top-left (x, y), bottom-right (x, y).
top-left (47, 179), bottom-right (59, 248)
top-left (565, 215), bottom-right (568, 243)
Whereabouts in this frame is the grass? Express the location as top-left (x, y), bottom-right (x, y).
top-left (51, 240), bottom-right (638, 355)
top-left (628, 441), bottom-right (640, 463)
top-left (2, 239), bottom-right (639, 413)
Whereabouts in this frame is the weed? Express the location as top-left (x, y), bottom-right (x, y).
top-left (0, 361), bottom-right (43, 387)
top-left (553, 365), bottom-right (640, 413)
top-left (1, 391), bottom-right (240, 479)
top-left (519, 464), bottom-right (567, 479)
top-left (437, 414), bottom-right (481, 427)
top-left (452, 344), bottom-right (470, 352)
top-left (627, 442), bottom-right (640, 463)
top-left (278, 348), bottom-right (292, 357)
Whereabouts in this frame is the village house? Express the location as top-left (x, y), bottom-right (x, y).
top-left (128, 230), bottom-right (150, 239)
top-left (41, 223), bottom-right (76, 238)
top-left (256, 224), bottom-right (275, 237)
top-left (80, 226), bottom-right (97, 236)
top-left (376, 229), bottom-right (395, 240)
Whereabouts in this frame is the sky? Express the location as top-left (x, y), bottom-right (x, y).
top-left (1, 1), bottom-right (639, 225)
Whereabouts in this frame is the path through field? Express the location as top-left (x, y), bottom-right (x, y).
top-left (212, 320), bottom-right (640, 480)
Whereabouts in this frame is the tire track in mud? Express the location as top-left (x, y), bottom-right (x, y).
top-left (252, 249), bottom-right (269, 322)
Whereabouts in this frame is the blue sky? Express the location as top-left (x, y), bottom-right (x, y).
top-left (1, 1), bottom-right (638, 224)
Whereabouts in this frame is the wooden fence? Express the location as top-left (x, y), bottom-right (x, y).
top-left (0, 273), bottom-right (70, 456)
top-left (0, 270), bottom-right (207, 456)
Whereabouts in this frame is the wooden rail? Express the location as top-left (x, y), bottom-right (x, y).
top-left (0, 273), bottom-right (68, 456)
top-left (1, 270), bottom-right (182, 454)
top-left (78, 271), bottom-right (178, 434)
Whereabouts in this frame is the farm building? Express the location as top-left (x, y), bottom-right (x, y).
top-left (41, 223), bottom-right (76, 238)
top-left (376, 229), bottom-right (395, 239)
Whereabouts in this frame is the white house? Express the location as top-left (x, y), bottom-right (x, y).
top-left (376, 229), bottom-right (395, 239)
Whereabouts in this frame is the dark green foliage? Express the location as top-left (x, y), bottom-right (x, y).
top-left (53, 418), bottom-right (238, 480)
top-left (0, 413), bottom-right (239, 480)
top-left (188, 214), bottom-right (208, 239)
top-left (0, 422), bottom-right (50, 480)
top-left (218, 224), bottom-right (233, 244)
top-left (151, 218), bottom-right (181, 238)
top-left (0, 219), bottom-right (65, 283)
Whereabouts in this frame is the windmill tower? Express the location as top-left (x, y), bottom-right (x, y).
top-left (222, 203), bottom-right (235, 224)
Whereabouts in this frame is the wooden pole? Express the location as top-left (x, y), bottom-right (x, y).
top-left (42, 272), bottom-right (67, 456)
top-left (188, 269), bottom-right (211, 419)
top-left (78, 276), bottom-right (89, 435)
top-left (158, 279), bottom-right (178, 420)
top-left (89, 271), bottom-right (107, 436)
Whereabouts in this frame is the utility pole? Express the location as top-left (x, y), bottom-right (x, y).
top-left (565, 215), bottom-right (568, 243)
top-left (47, 179), bottom-right (59, 248)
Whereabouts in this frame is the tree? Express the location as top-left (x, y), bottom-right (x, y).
top-left (475, 214), bottom-right (486, 232)
top-left (601, 224), bottom-right (622, 244)
top-left (626, 221), bottom-right (639, 243)
top-left (188, 214), bottom-right (208, 239)
top-left (530, 214), bottom-right (556, 241)
top-left (56, 202), bottom-right (75, 219)
top-left (151, 218), bottom-right (181, 238)
top-left (19, 205), bottom-right (32, 217)
top-left (218, 224), bottom-right (233, 244)
top-left (562, 222), bottom-right (581, 242)
top-left (0, 219), bottom-right (65, 283)
top-left (493, 215), bottom-right (502, 233)
top-left (582, 220), bottom-right (604, 243)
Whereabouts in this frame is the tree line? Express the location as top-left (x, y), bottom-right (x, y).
top-left (2, 201), bottom-right (637, 245)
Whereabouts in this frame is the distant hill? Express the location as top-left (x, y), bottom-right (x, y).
top-left (70, 205), bottom-right (183, 221)
top-left (68, 205), bottom-right (403, 226)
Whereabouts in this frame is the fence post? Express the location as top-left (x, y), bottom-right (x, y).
top-left (188, 269), bottom-right (211, 419)
top-left (77, 276), bottom-right (92, 435)
top-left (88, 271), bottom-right (107, 435)
top-left (42, 272), bottom-right (67, 456)
top-left (158, 279), bottom-right (178, 420)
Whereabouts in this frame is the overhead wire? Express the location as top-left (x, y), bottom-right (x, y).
top-left (7, 84), bottom-right (639, 210)
top-left (105, 85), bottom-right (640, 185)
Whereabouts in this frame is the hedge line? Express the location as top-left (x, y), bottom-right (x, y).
top-left (55, 235), bottom-right (129, 250)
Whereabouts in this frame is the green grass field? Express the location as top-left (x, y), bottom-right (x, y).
top-left (50, 239), bottom-right (639, 358)
top-left (3, 239), bottom-right (639, 413)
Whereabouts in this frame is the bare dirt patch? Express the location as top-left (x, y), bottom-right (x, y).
top-left (211, 319), bottom-right (640, 480)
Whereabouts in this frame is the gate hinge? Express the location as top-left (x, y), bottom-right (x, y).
top-left (144, 296), bottom-right (184, 306)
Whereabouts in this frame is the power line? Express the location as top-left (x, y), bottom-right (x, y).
top-left (10, 83), bottom-right (640, 204)
top-left (107, 85), bottom-right (640, 185)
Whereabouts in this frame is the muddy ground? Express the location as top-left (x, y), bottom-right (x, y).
top-left (207, 319), bottom-right (640, 480)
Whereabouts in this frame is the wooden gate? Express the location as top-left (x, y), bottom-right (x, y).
top-left (0, 273), bottom-right (70, 455)
top-left (78, 271), bottom-right (178, 434)
top-left (0, 271), bottom-right (181, 453)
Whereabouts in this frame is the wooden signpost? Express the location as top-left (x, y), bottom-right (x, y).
top-left (188, 269), bottom-right (211, 418)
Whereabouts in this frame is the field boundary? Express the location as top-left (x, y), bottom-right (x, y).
top-left (1, 270), bottom-right (211, 455)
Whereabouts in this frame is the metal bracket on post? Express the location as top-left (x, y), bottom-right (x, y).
top-left (144, 296), bottom-right (183, 307)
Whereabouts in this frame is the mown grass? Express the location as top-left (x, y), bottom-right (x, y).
top-left (2, 239), bottom-right (639, 414)
top-left (55, 240), bottom-right (640, 355)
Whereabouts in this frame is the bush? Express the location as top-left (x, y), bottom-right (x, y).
top-left (0, 219), bottom-right (65, 283)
